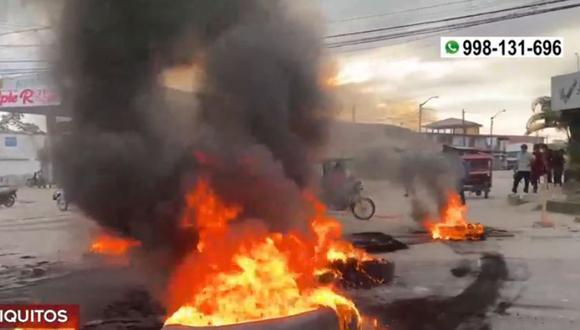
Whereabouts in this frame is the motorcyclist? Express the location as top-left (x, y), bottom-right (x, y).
top-left (323, 161), bottom-right (356, 208)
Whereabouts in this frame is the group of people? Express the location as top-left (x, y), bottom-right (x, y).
top-left (512, 143), bottom-right (566, 194)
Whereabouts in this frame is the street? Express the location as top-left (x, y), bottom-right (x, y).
top-left (338, 170), bottom-right (580, 329)
top-left (0, 172), bottom-right (577, 328)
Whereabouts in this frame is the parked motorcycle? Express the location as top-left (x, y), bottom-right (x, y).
top-left (0, 187), bottom-right (17, 207)
top-left (52, 190), bottom-right (68, 211)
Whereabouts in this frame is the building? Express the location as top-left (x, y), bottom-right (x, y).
top-left (0, 130), bottom-right (46, 179)
top-left (423, 117), bottom-right (543, 152)
top-left (424, 118), bottom-right (482, 135)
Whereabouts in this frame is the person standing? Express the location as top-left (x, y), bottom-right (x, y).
top-left (512, 144), bottom-right (533, 194)
top-left (530, 144), bottom-right (546, 193)
top-left (458, 157), bottom-right (469, 205)
top-left (546, 148), bottom-right (555, 185)
top-left (552, 149), bottom-right (565, 186)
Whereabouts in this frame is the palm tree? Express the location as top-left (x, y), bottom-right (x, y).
top-left (525, 96), bottom-right (570, 138)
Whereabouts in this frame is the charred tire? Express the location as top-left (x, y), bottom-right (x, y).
top-left (163, 308), bottom-right (351, 330)
top-left (3, 195), bottom-right (15, 207)
top-left (351, 198), bottom-right (375, 220)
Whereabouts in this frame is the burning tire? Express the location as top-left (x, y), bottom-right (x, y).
top-left (163, 308), bottom-right (354, 330)
top-left (351, 197), bottom-right (375, 220)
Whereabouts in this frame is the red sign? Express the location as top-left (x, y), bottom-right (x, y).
top-left (0, 89), bottom-right (60, 108)
top-left (0, 304), bottom-right (79, 329)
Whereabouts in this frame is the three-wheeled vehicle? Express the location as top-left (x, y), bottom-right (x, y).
top-left (462, 153), bottom-right (493, 199)
top-left (320, 158), bottom-right (376, 220)
top-left (0, 185), bottom-right (16, 207)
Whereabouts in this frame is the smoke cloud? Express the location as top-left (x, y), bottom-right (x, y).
top-left (353, 147), bottom-right (461, 222)
top-left (55, 0), bottom-right (330, 261)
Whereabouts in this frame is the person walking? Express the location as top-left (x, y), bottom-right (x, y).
top-left (512, 144), bottom-right (533, 194)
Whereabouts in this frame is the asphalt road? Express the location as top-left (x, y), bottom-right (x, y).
top-left (0, 173), bottom-right (578, 329)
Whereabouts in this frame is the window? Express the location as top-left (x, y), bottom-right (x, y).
top-left (4, 136), bottom-right (17, 147)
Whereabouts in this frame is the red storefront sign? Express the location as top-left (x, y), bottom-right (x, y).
top-left (0, 88), bottom-right (60, 108)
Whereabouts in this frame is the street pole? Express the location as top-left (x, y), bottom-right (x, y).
top-left (462, 109), bottom-right (466, 147)
top-left (490, 116), bottom-right (494, 150)
top-left (576, 52), bottom-right (579, 71)
top-left (418, 96), bottom-right (438, 133)
top-left (418, 104), bottom-right (422, 132)
top-left (490, 109), bottom-right (506, 151)
top-left (351, 105), bottom-right (356, 123)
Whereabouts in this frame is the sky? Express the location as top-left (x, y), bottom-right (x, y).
top-left (318, 0), bottom-right (580, 139)
top-left (1, 0), bottom-right (580, 139)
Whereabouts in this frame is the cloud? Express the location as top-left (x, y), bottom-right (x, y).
top-left (324, 1), bottom-right (580, 134)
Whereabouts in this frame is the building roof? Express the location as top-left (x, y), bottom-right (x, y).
top-left (0, 129), bottom-right (45, 135)
top-left (424, 118), bottom-right (482, 129)
top-left (497, 135), bottom-right (544, 144)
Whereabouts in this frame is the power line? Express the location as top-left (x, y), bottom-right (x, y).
top-left (326, 1), bottom-right (580, 49)
top-left (0, 26), bottom-right (52, 38)
top-left (0, 67), bottom-right (49, 72)
top-left (0, 71), bottom-right (50, 77)
top-left (0, 60), bottom-right (48, 63)
top-left (326, 0), bottom-right (573, 39)
top-left (328, 0), bottom-right (476, 24)
top-left (0, 44), bottom-right (51, 48)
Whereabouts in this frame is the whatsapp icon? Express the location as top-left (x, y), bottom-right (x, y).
top-left (445, 40), bottom-right (460, 54)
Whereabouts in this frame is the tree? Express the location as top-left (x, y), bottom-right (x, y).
top-left (0, 112), bottom-right (42, 134)
top-left (525, 96), bottom-right (569, 137)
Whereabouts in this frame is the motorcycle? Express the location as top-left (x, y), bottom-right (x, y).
top-left (326, 180), bottom-right (376, 221)
top-left (52, 190), bottom-right (68, 211)
top-left (0, 187), bottom-right (17, 207)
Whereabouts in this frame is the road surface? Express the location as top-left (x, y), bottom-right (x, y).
top-left (0, 172), bottom-right (578, 329)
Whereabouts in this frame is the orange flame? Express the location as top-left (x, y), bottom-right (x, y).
top-left (425, 192), bottom-right (484, 241)
top-left (165, 179), bottom-right (364, 329)
top-left (89, 232), bottom-right (141, 256)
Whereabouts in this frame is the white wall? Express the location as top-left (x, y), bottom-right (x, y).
top-left (0, 133), bottom-right (45, 176)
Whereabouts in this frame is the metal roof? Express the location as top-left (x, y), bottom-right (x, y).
top-left (424, 118), bottom-right (482, 129)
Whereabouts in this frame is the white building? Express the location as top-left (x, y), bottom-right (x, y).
top-left (0, 130), bottom-right (45, 177)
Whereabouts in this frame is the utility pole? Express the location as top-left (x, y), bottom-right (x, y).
top-left (490, 109), bottom-right (506, 150)
top-left (351, 105), bottom-right (356, 123)
top-left (418, 96), bottom-right (438, 133)
top-left (462, 109), bottom-right (466, 147)
top-left (576, 52), bottom-right (579, 71)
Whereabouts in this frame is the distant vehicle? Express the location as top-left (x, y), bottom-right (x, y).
top-left (0, 186), bottom-right (17, 207)
top-left (462, 153), bottom-right (493, 199)
top-left (52, 190), bottom-right (68, 211)
top-left (320, 158), bottom-right (376, 220)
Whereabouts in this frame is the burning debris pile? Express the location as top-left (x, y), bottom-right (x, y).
top-left (164, 181), bottom-right (362, 327)
top-left (55, 0), bottom-right (379, 329)
top-left (424, 193), bottom-right (485, 241)
top-left (90, 233), bottom-right (142, 257)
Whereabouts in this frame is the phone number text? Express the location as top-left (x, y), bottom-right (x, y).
top-left (441, 37), bottom-right (563, 58)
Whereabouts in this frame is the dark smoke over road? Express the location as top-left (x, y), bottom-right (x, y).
top-left (55, 0), bottom-right (330, 262)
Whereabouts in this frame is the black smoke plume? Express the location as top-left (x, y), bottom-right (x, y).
top-left (55, 0), bottom-right (330, 261)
